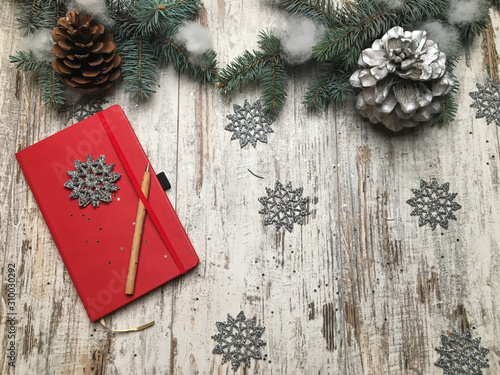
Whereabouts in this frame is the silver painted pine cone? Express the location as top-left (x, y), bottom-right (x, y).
top-left (350, 26), bottom-right (455, 131)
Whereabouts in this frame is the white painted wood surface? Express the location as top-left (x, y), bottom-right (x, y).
top-left (1, 1), bottom-right (500, 374)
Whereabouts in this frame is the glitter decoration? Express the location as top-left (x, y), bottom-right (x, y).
top-left (259, 180), bottom-right (310, 232)
top-left (406, 179), bottom-right (461, 230)
top-left (435, 329), bottom-right (489, 374)
top-left (469, 78), bottom-right (500, 126)
top-left (64, 155), bottom-right (121, 208)
top-left (212, 311), bottom-right (266, 371)
top-left (66, 98), bottom-right (109, 123)
top-left (225, 100), bottom-right (274, 148)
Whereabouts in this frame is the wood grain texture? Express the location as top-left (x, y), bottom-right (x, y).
top-left (1, 1), bottom-right (499, 374)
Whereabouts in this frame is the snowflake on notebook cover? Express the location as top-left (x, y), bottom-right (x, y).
top-left (406, 179), bottom-right (461, 230)
top-left (212, 311), bottom-right (266, 371)
top-left (469, 78), bottom-right (500, 126)
top-left (65, 97), bottom-right (109, 123)
top-left (435, 329), bottom-right (489, 374)
top-left (259, 180), bottom-right (310, 232)
top-left (64, 155), bottom-right (121, 208)
top-left (225, 100), bottom-right (274, 148)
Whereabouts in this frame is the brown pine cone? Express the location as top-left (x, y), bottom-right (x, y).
top-left (51, 10), bottom-right (121, 91)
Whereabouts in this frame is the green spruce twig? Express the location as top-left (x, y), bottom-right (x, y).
top-left (119, 35), bottom-right (158, 100)
top-left (303, 63), bottom-right (352, 108)
top-left (132, 0), bottom-right (202, 36)
top-left (152, 32), bottom-right (217, 83)
top-left (489, 0), bottom-right (500, 9)
top-left (218, 30), bottom-right (287, 111)
top-left (16, 0), bottom-right (67, 35)
top-left (9, 50), bottom-right (48, 71)
top-left (38, 64), bottom-right (66, 106)
top-left (279, 0), bottom-right (335, 26)
top-left (9, 50), bottom-right (66, 107)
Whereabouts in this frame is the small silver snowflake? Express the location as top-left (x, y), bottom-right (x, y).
top-left (64, 155), bottom-right (121, 208)
top-left (212, 311), bottom-right (266, 371)
top-left (469, 78), bottom-right (500, 126)
top-left (435, 329), bottom-right (489, 374)
top-left (259, 181), bottom-right (310, 232)
top-left (225, 100), bottom-right (274, 148)
top-left (406, 179), bottom-right (461, 230)
top-left (65, 97), bottom-right (109, 122)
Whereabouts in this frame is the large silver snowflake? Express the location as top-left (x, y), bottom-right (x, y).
top-left (64, 155), bottom-right (121, 208)
top-left (406, 179), bottom-right (461, 230)
top-left (225, 100), bottom-right (274, 148)
top-left (259, 181), bottom-right (310, 232)
top-left (435, 329), bottom-right (489, 374)
top-left (212, 311), bottom-right (266, 371)
top-left (469, 78), bottom-right (500, 126)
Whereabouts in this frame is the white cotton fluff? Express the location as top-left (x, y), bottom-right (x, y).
top-left (381, 0), bottom-right (404, 10)
top-left (68, 0), bottom-right (114, 28)
top-left (279, 18), bottom-right (326, 65)
top-left (419, 20), bottom-right (461, 56)
top-left (22, 30), bottom-right (54, 60)
top-left (174, 21), bottom-right (213, 55)
top-left (446, 0), bottom-right (488, 24)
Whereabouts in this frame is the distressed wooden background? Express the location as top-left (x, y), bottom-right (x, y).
top-left (1, 0), bottom-right (500, 374)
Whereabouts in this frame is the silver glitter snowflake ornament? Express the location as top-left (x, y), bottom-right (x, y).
top-left (259, 181), bottom-right (310, 232)
top-left (66, 98), bottom-right (109, 123)
top-left (64, 155), bottom-right (121, 208)
top-left (212, 311), bottom-right (266, 371)
top-left (470, 78), bottom-right (500, 126)
top-left (435, 329), bottom-right (489, 374)
top-left (225, 100), bottom-right (274, 148)
top-left (406, 179), bottom-right (461, 230)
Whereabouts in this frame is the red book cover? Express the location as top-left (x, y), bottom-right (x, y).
top-left (16, 105), bottom-right (198, 322)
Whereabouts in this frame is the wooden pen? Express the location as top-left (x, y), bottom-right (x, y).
top-left (125, 163), bottom-right (150, 295)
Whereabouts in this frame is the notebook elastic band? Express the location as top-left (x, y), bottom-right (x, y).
top-left (97, 112), bottom-right (187, 274)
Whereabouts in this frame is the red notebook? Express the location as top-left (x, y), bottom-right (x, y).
top-left (16, 105), bottom-right (198, 322)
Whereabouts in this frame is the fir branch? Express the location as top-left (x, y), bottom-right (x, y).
top-left (432, 71), bottom-right (459, 126)
top-left (257, 29), bottom-right (283, 56)
top-left (312, 1), bottom-right (396, 69)
top-left (217, 50), bottom-right (268, 93)
top-left (119, 36), bottom-right (158, 100)
top-left (432, 92), bottom-right (458, 126)
top-left (218, 30), bottom-right (287, 111)
top-left (279, 0), bottom-right (334, 26)
top-left (457, 12), bottom-right (490, 47)
top-left (153, 31), bottom-right (188, 63)
top-left (153, 33), bottom-right (217, 83)
top-left (303, 63), bottom-right (352, 108)
top-left (15, 0), bottom-right (66, 35)
top-left (132, 0), bottom-right (202, 36)
top-left (44, 0), bottom-right (68, 30)
top-left (489, 0), bottom-right (500, 9)
top-left (106, 0), bottom-right (135, 15)
top-left (398, 0), bottom-right (448, 25)
top-left (445, 51), bottom-right (461, 71)
top-left (9, 50), bottom-right (49, 71)
top-left (38, 64), bottom-right (66, 107)
top-left (184, 51), bottom-right (218, 83)
top-left (16, 0), bottom-right (44, 35)
top-left (261, 59), bottom-right (288, 111)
